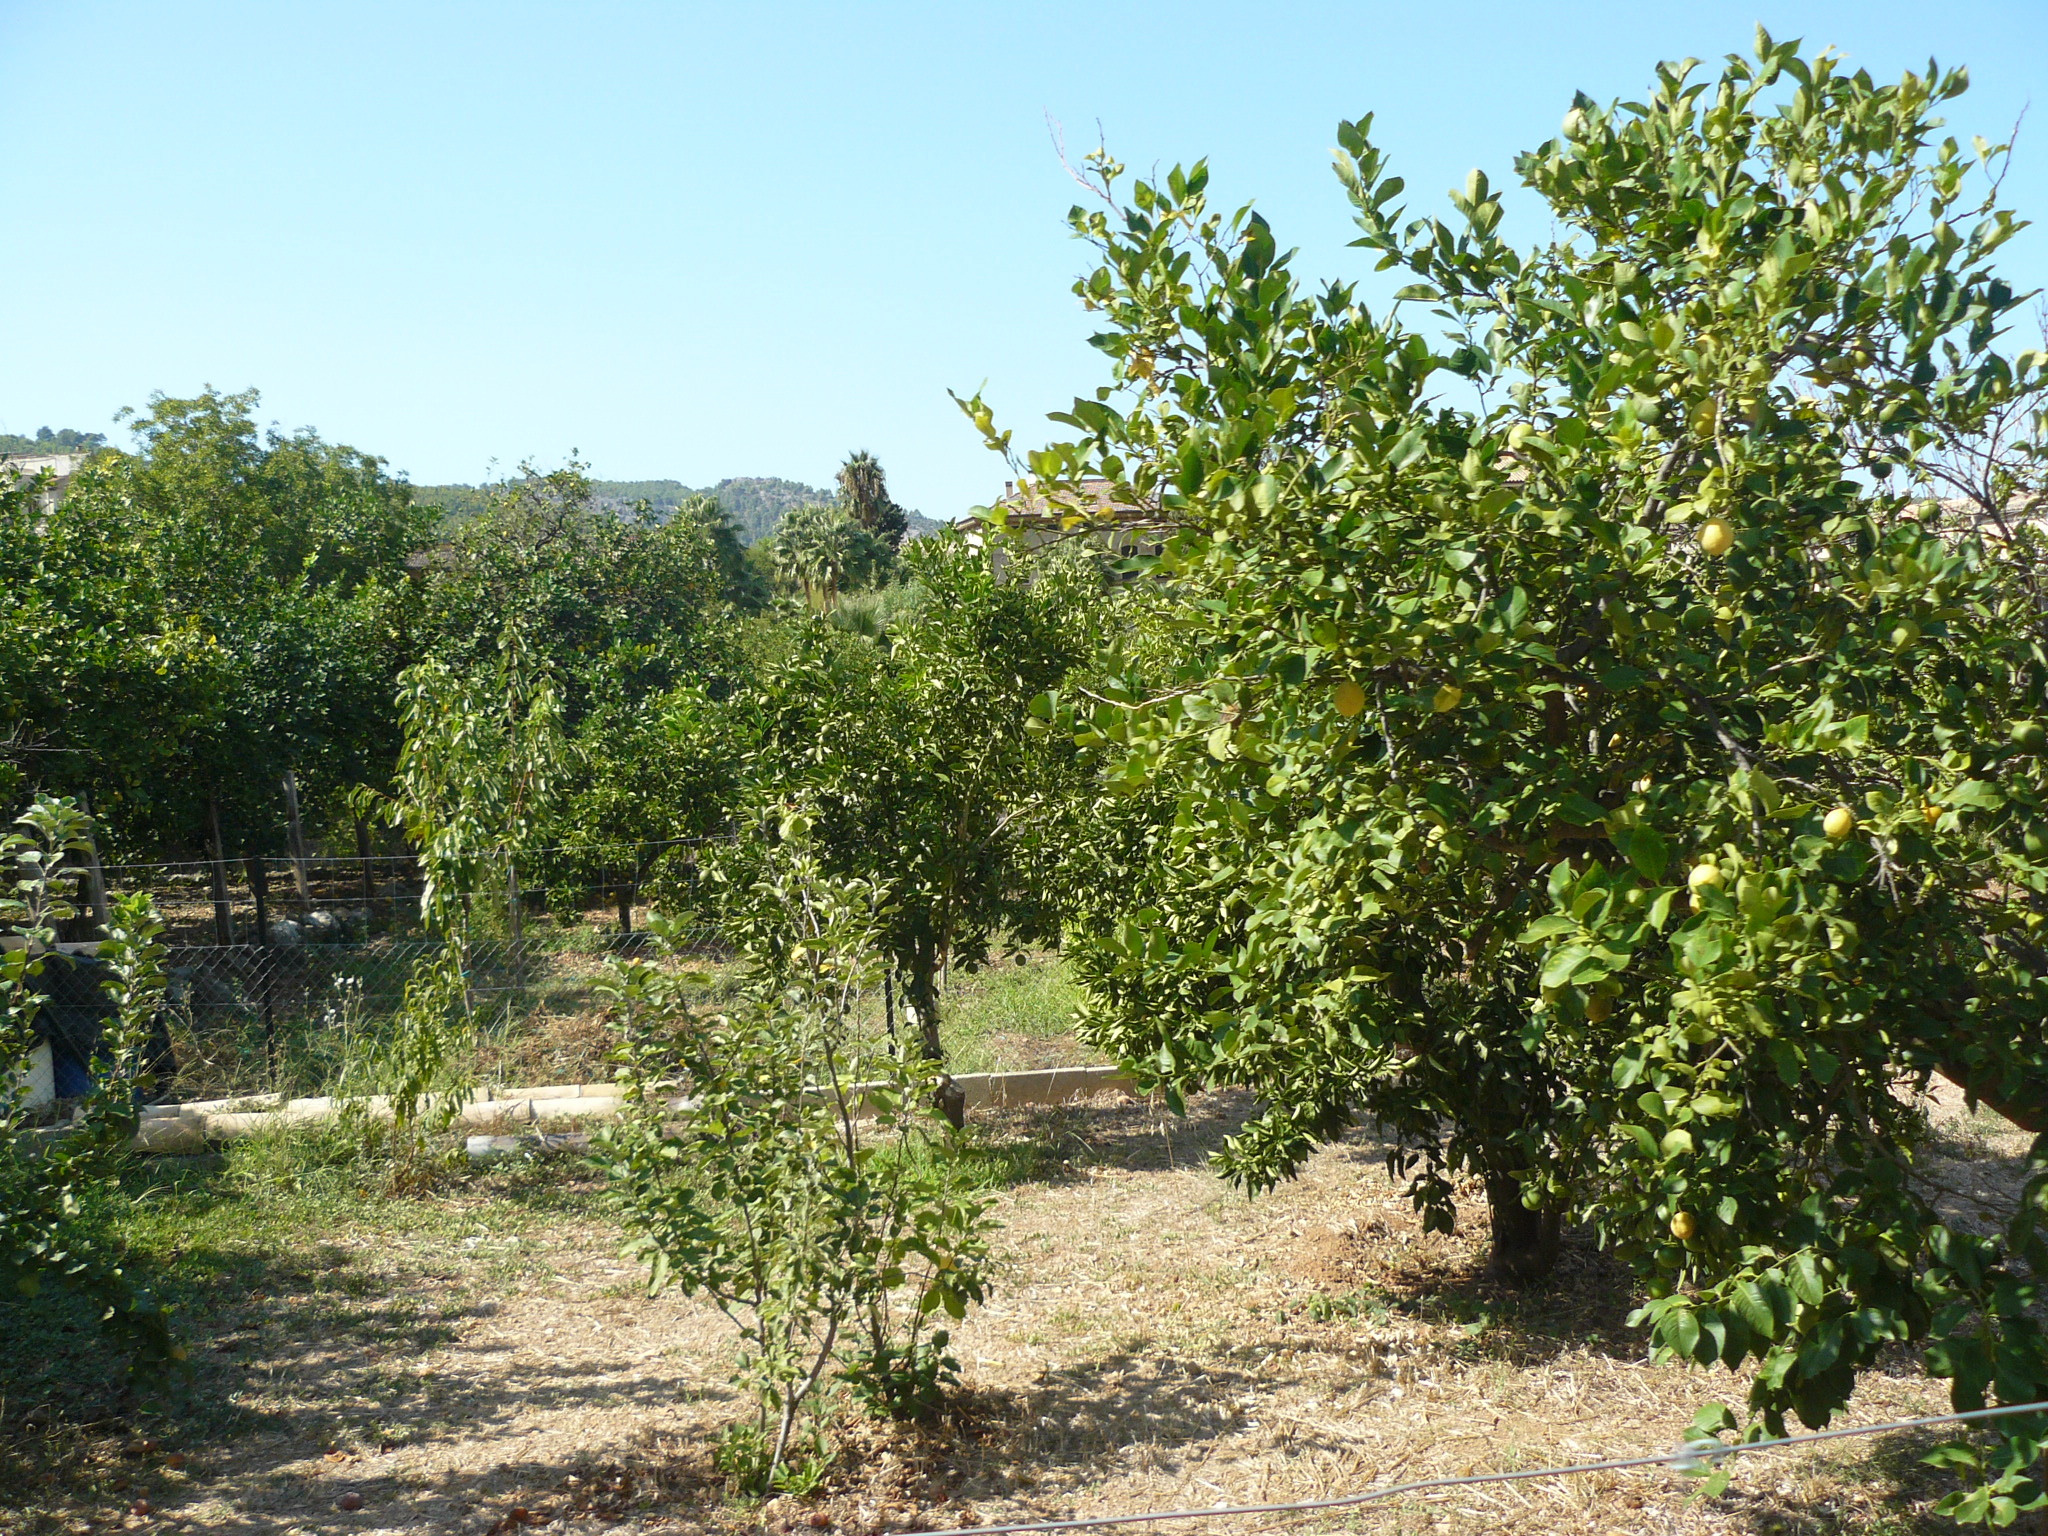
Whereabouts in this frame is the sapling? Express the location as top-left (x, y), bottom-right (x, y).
top-left (602, 831), bottom-right (992, 1492)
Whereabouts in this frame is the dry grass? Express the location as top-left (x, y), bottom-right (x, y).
top-left (5, 1082), bottom-right (2029, 1535)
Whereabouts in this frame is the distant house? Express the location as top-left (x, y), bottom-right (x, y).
top-left (963, 478), bottom-right (1175, 576)
top-left (2, 452), bottom-right (89, 514)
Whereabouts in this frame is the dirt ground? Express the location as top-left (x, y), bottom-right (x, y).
top-left (3, 1084), bottom-right (2035, 1536)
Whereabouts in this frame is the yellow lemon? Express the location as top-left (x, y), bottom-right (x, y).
top-left (1823, 806), bottom-right (1856, 840)
top-left (1698, 518), bottom-right (1735, 557)
top-left (1585, 992), bottom-right (1613, 1023)
top-left (1432, 683), bottom-right (1463, 713)
top-left (1670, 1211), bottom-right (1698, 1242)
top-left (1922, 803), bottom-right (1941, 826)
top-left (1333, 679), bottom-right (1366, 718)
top-left (1688, 862), bottom-right (1724, 891)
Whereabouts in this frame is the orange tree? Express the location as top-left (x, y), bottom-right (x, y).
top-left (982, 35), bottom-right (2048, 1518)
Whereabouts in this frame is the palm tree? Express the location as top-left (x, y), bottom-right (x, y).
top-left (836, 451), bottom-right (909, 551)
top-left (770, 502), bottom-right (884, 610)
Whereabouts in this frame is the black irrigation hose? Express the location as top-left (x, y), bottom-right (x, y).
top-left (917, 1399), bottom-right (2048, 1536)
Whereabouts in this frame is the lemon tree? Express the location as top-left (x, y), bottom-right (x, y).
top-left (994, 34), bottom-right (2048, 1516)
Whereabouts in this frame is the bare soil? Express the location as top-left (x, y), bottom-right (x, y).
top-left (2, 1085), bottom-right (2032, 1536)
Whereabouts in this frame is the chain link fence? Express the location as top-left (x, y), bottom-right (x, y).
top-left (90, 848), bottom-right (732, 1102)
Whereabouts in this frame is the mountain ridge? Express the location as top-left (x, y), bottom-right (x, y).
top-left (410, 475), bottom-right (946, 546)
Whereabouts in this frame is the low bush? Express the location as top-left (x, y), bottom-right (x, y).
top-left (601, 835), bottom-right (993, 1493)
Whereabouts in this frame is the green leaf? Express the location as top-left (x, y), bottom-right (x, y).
top-left (1950, 779), bottom-right (2005, 810)
top-left (1614, 824), bottom-right (1671, 881)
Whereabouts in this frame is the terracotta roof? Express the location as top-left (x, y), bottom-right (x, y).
top-left (971, 478), bottom-right (1176, 534)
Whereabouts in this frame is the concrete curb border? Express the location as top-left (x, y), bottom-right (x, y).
top-left (131, 1065), bottom-right (1140, 1155)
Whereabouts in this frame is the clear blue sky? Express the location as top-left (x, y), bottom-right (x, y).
top-left (4, 2), bottom-right (2045, 519)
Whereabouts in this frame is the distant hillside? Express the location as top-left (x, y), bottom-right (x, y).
top-left (0, 426), bottom-right (107, 457)
top-left (409, 474), bottom-right (944, 546)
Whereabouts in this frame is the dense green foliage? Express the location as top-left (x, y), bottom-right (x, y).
top-left (2, 400), bottom-right (770, 861)
top-left (1, 389), bottom-right (429, 857)
top-left (709, 531), bottom-right (1110, 1067)
top-left (0, 427), bottom-right (106, 457)
top-left (1, 800), bottom-right (179, 1373)
top-left (998, 33), bottom-right (2048, 1519)
top-left (412, 474), bottom-right (941, 547)
top-left (837, 450), bottom-right (911, 550)
top-left (414, 463), bottom-right (758, 715)
top-left (767, 501), bottom-right (896, 608)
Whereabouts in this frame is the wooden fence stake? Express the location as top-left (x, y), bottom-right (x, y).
top-left (78, 788), bottom-right (111, 934)
top-left (505, 856), bottom-right (524, 945)
top-left (206, 795), bottom-right (236, 945)
top-left (354, 816), bottom-right (377, 927)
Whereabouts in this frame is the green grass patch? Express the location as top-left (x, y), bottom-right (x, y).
top-left (936, 952), bottom-right (1088, 1074)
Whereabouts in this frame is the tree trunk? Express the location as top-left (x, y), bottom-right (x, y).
top-left (900, 951), bottom-right (964, 1128)
top-left (615, 876), bottom-right (633, 935)
top-left (206, 795), bottom-right (236, 946)
top-left (1484, 1171), bottom-right (1561, 1285)
top-left (245, 854), bottom-right (276, 1077)
top-left (902, 951), bottom-right (944, 1062)
top-left (281, 769), bottom-right (314, 913)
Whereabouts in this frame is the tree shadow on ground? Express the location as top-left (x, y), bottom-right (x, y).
top-left (964, 1087), bottom-right (1263, 1187)
top-left (975, 1090), bottom-right (1650, 1367)
top-left (0, 1151), bottom-right (704, 1534)
top-left (1711, 1424), bottom-right (1976, 1535)
top-left (0, 1285), bottom-right (741, 1535)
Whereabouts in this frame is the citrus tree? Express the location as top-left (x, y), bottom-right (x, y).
top-left (4, 389), bottom-right (424, 857)
top-left (417, 464), bottom-right (752, 725)
top-left (990, 35), bottom-right (2048, 1516)
top-left (715, 531), bottom-right (1107, 1070)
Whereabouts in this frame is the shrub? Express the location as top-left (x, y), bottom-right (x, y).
top-left (0, 799), bottom-right (180, 1373)
top-left (600, 838), bottom-right (992, 1491)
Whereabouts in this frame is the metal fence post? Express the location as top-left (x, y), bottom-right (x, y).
top-left (246, 853), bottom-right (276, 1080)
